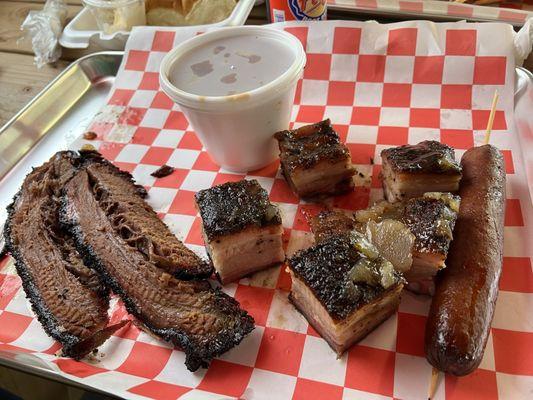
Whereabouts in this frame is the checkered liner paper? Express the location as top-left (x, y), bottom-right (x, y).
top-left (327, 0), bottom-right (533, 25)
top-left (1, 20), bottom-right (532, 400)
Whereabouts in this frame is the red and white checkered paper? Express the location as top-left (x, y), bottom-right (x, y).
top-left (1, 20), bottom-right (532, 400)
top-left (327, 0), bottom-right (533, 26)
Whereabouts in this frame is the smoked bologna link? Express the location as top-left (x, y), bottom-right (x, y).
top-left (424, 145), bottom-right (506, 376)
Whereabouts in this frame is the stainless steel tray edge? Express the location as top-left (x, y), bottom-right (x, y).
top-left (0, 51), bottom-right (124, 181)
top-left (0, 49), bottom-right (530, 397)
top-left (0, 51), bottom-right (124, 223)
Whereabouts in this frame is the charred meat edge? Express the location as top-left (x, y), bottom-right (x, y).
top-left (380, 141), bottom-right (462, 175)
top-left (316, 194), bottom-right (459, 260)
top-left (287, 235), bottom-right (403, 353)
top-left (61, 170), bottom-right (254, 371)
top-left (195, 179), bottom-right (282, 242)
top-left (289, 275), bottom-right (402, 355)
top-left (274, 119), bottom-right (352, 172)
top-left (287, 235), bottom-right (403, 321)
top-left (310, 210), bottom-right (358, 244)
top-left (78, 150), bottom-right (212, 280)
top-left (150, 165), bottom-right (175, 178)
top-left (3, 151), bottom-right (124, 359)
top-left (274, 119), bottom-right (355, 198)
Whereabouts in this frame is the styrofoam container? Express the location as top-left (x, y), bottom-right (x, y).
top-left (60, 0), bottom-right (255, 50)
top-left (159, 26), bottom-right (306, 172)
top-left (83, 0), bottom-right (146, 36)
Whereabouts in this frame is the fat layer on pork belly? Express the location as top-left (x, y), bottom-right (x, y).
top-left (399, 193), bottom-right (460, 294)
top-left (380, 141), bottom-right (462, 202)
top-left (288, 233), bottom-right (404, 355)
top-left (275, 119), bottom-right (356, 198)
top-left (311, 192), bottom-right (460, 295)
top-left (204, 224), bottom-right (284, 284)
top-left (195, 179), bottom-right (284, 284)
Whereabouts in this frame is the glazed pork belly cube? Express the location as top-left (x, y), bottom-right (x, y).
top-left (288, 232), bottom-right (404, 355)
top-left (311, 208), bottom-right (415, 273)
top-left (310, 193), bottom-right (460, 295)
top-left (355, 193), bottom-right (461, 295)
top-left (400, 193), bottom-right (460, 294)
top-left (195, 179), bottom-right (285, 284)
top-left (274, 119), bottom-right (356, 198)
top-left (380, 141), bottom-right (462, 202)
top-left (309, 210), bottom-right (358, 244)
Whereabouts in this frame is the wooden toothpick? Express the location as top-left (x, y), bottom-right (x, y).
top-left (484, 90), bottom-right (499, 145)
top-left (428, 367), bottom-right (440, 400)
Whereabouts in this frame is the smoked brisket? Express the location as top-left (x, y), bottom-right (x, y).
top-left (61, 159), bottom-right (254, 371)
top-left (78, 150), bottom-right (212, 280)
top-left (3, 152), bottom-right (123, 358)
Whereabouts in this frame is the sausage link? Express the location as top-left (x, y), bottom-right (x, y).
top-left (424, 145), bottom-right (506, 376)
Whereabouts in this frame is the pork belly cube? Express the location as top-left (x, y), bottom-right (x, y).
top-left (288, 233), bottom-right (404, 355)
top-left (274, 119), bottom-right (356, 198)
top-left (310, 210), bottom-right (358, 244)
top-left (401, 193), bottom-right (460, 295)
top-left (380, 141), bottom-right (462, 202)
top-left (195, 179), bottom-right (285, 284)
top-left (354, 193), bottom-right (460, 295)
top-left (313, 209), bottom-right (415, 274)
top-left (310, 193), bottom-right (461, 296)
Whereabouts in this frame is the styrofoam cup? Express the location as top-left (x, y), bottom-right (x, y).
top-left (83, 0), bottom-right (146, 35)
top-left (160, 26), bottom-right (306, 172)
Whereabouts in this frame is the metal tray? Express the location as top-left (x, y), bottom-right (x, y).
top-left (0, 51), bottom-right (123, 395)
top-left (0, 49), bottom-right (531, 394)
top-left (0, 51), bottom-right (123, 224)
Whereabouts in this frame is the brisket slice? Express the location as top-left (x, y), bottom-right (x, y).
top-left (78, 150), bottom-right (212, 280)
top-left (3, 152), bottom-right (124, 358)
top-left (61, 169), bottom-right (254, 371)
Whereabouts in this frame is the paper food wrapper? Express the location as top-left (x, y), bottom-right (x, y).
top-left (1, 20), bottom-right (532, 400)
top-left (21, 0), bottom-right (67, 67)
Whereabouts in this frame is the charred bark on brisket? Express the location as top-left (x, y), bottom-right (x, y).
top-left (61, 166), bottom-right (254, 371)
top-left (3, 152), bottom-right (123, 359)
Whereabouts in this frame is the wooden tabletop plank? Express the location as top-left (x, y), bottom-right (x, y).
top-left (0, 2), bottom-right (267, 59)
top-left (0, 1), bottom-right (83, 56)
top-left (8, 0), bottom-right (83, 4)
top-left (0, 51), bottom-right (69, 126)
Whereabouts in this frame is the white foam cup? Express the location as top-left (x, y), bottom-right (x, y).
top-left (160, 26), bottom-right (306, 172)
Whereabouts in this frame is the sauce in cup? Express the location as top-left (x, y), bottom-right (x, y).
top-left (170, 35), bottom-right (295, 97)
top-left (160, 26), bottom-right (306, 172)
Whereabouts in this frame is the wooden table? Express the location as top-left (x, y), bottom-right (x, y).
top-left (0, 0), bottom-right (269, 127)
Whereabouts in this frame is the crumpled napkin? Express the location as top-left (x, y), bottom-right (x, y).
top-left (21, 0), bottom-right (68, 68)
